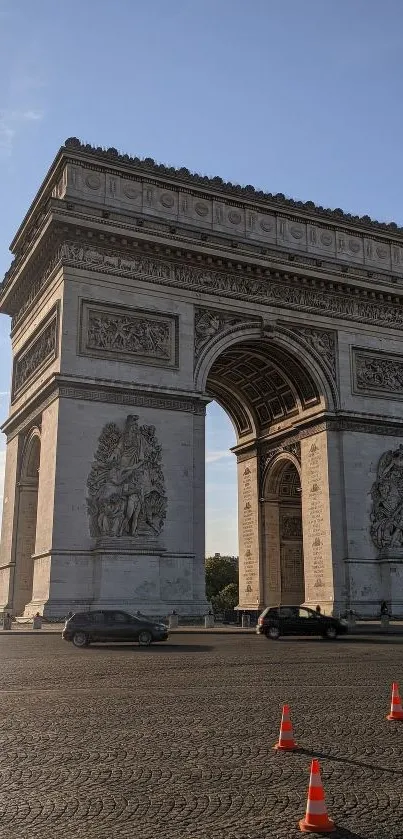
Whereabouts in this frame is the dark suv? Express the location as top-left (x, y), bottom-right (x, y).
top-left (62, 610), bottom-right (169, 647)
top-left (256, 605), bottom-right (348, 640)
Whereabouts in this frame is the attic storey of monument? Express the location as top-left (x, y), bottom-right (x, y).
top-left (1, 140), bottom-right (403, 618)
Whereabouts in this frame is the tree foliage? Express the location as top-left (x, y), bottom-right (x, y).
top-left (205, 555), bottom-right (238, 601)
top-left (212, 582), bottom-right (239, 612)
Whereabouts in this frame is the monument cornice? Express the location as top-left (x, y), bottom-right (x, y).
top-left (4, 138), bottom-right (403, 299)
top-left (1, 373), bottom-right (209, 439)
top-left (5, 201), bottom-right (402, 309)
top-left (43, 139), bottom-right (403, 236)
top-left (4, 224), bottom-right (403, 335)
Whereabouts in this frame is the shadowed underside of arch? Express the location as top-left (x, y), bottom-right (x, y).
top-left (206, 340), bottom-right (321, 438)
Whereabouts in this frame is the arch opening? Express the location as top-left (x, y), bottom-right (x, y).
top-left (204, 337), bottom-right (320, 612)
top-left (262, 458), bottom-right (304, 606)
top-left (13, 432), bottom-right (41, 615)
top-left (206, 338), bottom-right (324, 441)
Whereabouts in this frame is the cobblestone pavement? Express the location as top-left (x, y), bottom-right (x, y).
top-left (1, 634), bottom-right (403, 839)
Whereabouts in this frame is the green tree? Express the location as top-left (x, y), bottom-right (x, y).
top-left (205, 555), bottom-right (238, 600)
top-left (212, 581), bottom-right (239, 613)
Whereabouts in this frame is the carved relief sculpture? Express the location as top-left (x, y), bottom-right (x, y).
top-left (370, 445), bottom-right (403, 549)
top-left (87, 415), bottom-right (167, 539)
top-left (280, 515), bottom-right (302, 539)
top-left (80, 301), bottom-right (178, 368)
top-left (13, 312), bottom-right (58, 398)
top-left (194, 307), bottom-right (256, 358)
top-left (289, 326), bottom-right (337, 382)
top-left (355, 351), bottom-right (403, 395)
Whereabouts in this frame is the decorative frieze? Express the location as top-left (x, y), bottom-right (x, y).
top-left (7, 238), bottom-right (403, 335)
top-left (87, 414), bottom-right (167, 540)
top-left (59, 384), bottom-right (206, 414)
top-left (353, 349), bottom-right (403, 397)
top-left (370, 445), bottom-right (403, 549)
top-left (59, 242), bottom-right (403, 332)
top-left (12, 307), bottom-right (59, 400)
top-left (79, 300), bottom-right (178, 368)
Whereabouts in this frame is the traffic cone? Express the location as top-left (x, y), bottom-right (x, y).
top-left (387, 682), bottom-right (403, 720)
top-left (299, 759), bottom-right (335, 833)
top-left (273, 704), bottom-right (298, 751)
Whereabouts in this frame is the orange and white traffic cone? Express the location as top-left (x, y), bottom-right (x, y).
top-left (299, 759), bottom-right (335, 833)
top-left (387, 682), bottom-right (403, 720)
top-left (273, 704), bottom-right (298, 751)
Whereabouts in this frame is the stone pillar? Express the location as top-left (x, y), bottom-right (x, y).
top-left (0, 435), bottom-right (21, 611)
top-left (301, 429), bottom-right (346, 615)
top-left (237, 450), bottom-right (263, 611)
top-left (22, 394), bottom-right (209, 619)
top-left (261, 500), bottom-right (281, 606)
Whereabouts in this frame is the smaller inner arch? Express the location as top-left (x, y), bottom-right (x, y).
top-left (263, 458), bottom-right (305, 606)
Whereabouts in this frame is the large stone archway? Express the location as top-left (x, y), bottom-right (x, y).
top-left (2, 138), bottom-right (403, 617)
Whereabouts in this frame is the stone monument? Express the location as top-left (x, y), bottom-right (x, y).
top-left (1, 138), bottom-right (403, 617)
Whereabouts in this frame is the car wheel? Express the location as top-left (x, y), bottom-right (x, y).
top-left (324, 625), bottom-right (337, 640)
top-left (72, 631), bottom-right (89, 648)
top-left (138, 630), bottom-right (152, 646)
top-left (267, 625), bottom-right (280, 640)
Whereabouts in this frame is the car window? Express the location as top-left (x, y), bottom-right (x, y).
top-left (111, 611), bottom-right (130, 624)
top-left (90, 611), bottom-right (105, 624)
top-left (72, 613), bottom-right (89, 624)
top-left (279, 607), bottom-right (297, 619)
top-left (298, 608), bottom-right (314, 619)
top-left (267, 608), bottom-right (279, 617)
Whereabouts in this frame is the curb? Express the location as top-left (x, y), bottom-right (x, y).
top-left (2, 626), bottom-right (403, 637)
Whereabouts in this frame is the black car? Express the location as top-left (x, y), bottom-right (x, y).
top-left (62, 610), bottom-right (169, 647)
top-left (256, 605), bottom-right (348, 640)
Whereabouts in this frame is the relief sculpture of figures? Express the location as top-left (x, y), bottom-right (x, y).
top-left (370, 445), bottom-right (403, 549)
top-left (87, 312), bottom-right (171, 359)
top-left (87, 415), bottom-right (167, 539)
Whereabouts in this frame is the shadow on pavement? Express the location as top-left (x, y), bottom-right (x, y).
top-left (275, 636), bottom-right (403, 645)
top-left (87, 643), bottom-right (212, 653)
top-left (298, 747), bottom-right (403, 776)
top-left (333, 830), bottom-right (370, 839)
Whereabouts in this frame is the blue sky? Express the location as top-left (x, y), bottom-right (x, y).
top-left (1, 0), bottom-right (403, 555)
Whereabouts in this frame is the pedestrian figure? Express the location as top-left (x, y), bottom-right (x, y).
top-left (380, 600), bottom-right (389, 617)
top-left (315, 605), bottom-right (321, 615)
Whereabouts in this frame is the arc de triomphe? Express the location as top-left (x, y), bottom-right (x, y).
top-left (1, 138), bottom-right (403, 618)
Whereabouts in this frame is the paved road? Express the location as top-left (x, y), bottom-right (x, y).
top-left (0, 633), bottom-right (402, 838)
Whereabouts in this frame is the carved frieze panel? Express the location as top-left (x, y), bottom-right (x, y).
top-left (61, 243), bottom-right (403, 332)
top-left (10, 239), bottom-right (403, 341)
top-left (370, 445), bottom-right (403, 549)
top-left (12, 306), bottom-right (59, 401)
top-left (87, 414), bottom-right (167, 540)
top-left (353, 348), bottom-right (403, 398)
top-left (79, 300), bottom-right (178, 368)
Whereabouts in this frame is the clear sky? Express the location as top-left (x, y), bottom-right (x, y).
top-left (1, 0), bottom-right (403, 555)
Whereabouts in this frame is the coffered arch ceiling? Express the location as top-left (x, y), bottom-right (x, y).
top-left (206, 340), bottom-right (321, 439)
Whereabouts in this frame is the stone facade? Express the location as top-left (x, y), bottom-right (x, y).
top-left (1, 139), bottom-right (403, 617)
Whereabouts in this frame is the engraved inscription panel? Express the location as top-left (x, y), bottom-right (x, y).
top-left (79, 301), bottom-right (178, 368)
top-left (238, 458), bottom-right (260, 607)
top-left (301, 434), bottom-right (333, 601)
